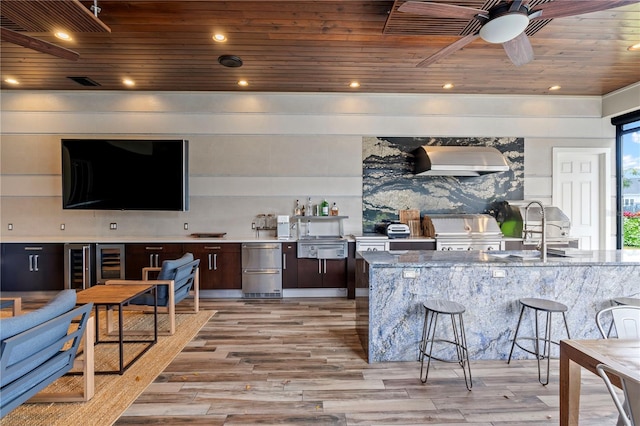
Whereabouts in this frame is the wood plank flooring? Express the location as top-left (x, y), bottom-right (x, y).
top-left (112, 298), bottom-right (622, 425)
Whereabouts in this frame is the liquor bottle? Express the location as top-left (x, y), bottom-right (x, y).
top-left (330, 202), bottom-right (339, 216)
top-left (306, 197), bottom-right (313, 216)
top-left (294, 199), bottom-right (301, 216)
top-left (321, 199), bottom-right (329, 216)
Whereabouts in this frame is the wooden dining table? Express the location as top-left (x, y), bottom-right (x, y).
top-left (560, 338), bottom-right (640, 426)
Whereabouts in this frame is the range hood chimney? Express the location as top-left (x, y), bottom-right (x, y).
top-left (413, 145), bottom-right (509, 177)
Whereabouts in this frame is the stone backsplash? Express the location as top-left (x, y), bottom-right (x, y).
top-left (362, 136), bottom-right (524, 232)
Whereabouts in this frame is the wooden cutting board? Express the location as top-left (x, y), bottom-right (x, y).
top-left (399, 209), bottom-right (420, 224)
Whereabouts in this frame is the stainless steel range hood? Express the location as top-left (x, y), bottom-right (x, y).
top-left (413, 145), bottom-right (509, 177)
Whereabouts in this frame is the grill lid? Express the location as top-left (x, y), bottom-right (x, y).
top-left (429, 214), bottom-right (503, 238)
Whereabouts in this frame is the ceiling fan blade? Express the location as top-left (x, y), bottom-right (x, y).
top-left (530, 0), bottom-right (640, 20)
top-left (417, 33), bottom-right (480, 67)
top-left (502, 33), bottom-right (534, 66)
top-left (0, 27), bottom-right (79, 61)
top-left (398, 1), bottom-right (487, 19)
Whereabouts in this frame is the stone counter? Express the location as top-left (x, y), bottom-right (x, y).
top-left (356, 250), bottom-right (640, 363)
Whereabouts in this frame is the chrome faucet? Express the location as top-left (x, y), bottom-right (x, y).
top-left (525, 201), bottom-right (547, 262)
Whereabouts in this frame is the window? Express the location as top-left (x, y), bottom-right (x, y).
top-left (613, 110), bottom-right (640, 248)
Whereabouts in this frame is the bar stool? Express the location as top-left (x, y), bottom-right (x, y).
top-left (419, 299), bottom-right (472, 390)
top-left (613, 297), bottom-right (640, 307)
top-left (507, 297), bottom-right (570, 385)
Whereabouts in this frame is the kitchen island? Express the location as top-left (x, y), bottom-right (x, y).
top-left (355, 250), bottom-right (640, 363)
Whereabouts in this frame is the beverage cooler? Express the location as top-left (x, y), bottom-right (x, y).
top-left (64, 243), bottom-right (93, 290)
top-left (64, 243), bottom-right (126, 289)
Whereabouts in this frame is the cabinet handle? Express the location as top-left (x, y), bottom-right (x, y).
top-left (29, 254), bottom-right (34, 272)
top-left (208, 253), bottom-right (213, 270)
top-left (155, 254), bottom-right (160, 267)
top-left (213, 253), bottom-right (218, 270)
top-left (204, 246), bottom-right (221, 250)
top-left (145, 246), bottom-right (164, 250)
top-left (283, 253), bottom-right (287, 270)
top-left (82, 245), bottom-right (90, 289)
top-left (323, 259), bottom-right (327, 274)
top-left (33, 254), bottom-right (39, 272)
top-left (318, 259), bottom-right (322, 274)
top-left (24, 246), bottom-right (43, 251)
top-left (149, 254), bottom-right (154, 267)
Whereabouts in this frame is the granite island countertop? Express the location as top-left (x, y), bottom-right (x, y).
top-left (358, 249), bottom-right (640, 267)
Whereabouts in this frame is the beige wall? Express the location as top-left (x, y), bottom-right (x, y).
top-left (1, 88), bottom-right (635, 245)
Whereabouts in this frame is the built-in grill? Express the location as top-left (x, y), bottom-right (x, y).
top-left (429, 214), bottom-right (504, 251)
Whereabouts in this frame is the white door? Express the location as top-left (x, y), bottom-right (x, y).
top-left (553, 148), bottom-right (610, 250)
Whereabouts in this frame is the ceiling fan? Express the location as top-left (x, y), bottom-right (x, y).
top-left (398, 0), bottom-right (640, 67)
top-left (0, 0), bottom-right (110, 61)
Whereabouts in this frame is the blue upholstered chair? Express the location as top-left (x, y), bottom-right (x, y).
top-left (106, 253), bottom-right (200, 335)
top-left (1, 290), bottom-right (94, 418)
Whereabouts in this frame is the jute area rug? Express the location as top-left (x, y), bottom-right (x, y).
top-left (1, 308), bottom-right (214, 426)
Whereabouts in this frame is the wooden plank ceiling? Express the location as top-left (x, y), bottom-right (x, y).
top-left (1, 0), bottom-right (639, 95)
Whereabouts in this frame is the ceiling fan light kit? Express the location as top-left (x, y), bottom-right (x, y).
top-left (479, 13), bottom-right (529, 44)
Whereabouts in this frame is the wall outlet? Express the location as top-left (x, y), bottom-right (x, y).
top-left (184, 222), bottom-right (189, 230)
top-left (110, 223), bottom-right (117, 230)
top-left (7, 223), bottom-right (13, 231)
top-left (402, 269), bottom-right (418, 279)
top-left (60, 223), bottom-right (65, 230)
top-left (492, 269), bottom-right (506, 278)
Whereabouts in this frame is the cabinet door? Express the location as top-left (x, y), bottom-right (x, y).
top-left (125, 243), bottom-right (184, 279)
top-left (282, 242), bottom-right (298, 289)
top-left (1, 244), bottom-right (64, 291)
top-left (296, 258), bottom-right (346, 288)
top-left (296, 258), bottom-right (323, 288)
top-left (184, 243), bottom-right (241, 290)
top-left (322, 259), bottom-right (347, 288)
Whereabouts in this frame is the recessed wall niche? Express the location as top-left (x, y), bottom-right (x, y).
top-left (362, 136), bottom-right (524, 232)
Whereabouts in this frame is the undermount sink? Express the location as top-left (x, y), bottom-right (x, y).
top-left (488, 250), bottom-right (541, 259)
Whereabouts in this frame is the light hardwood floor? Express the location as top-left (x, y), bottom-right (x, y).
top-left (111, 298), bottom-right (620, 425)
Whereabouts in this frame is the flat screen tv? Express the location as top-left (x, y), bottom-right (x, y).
top-left (62, 139), bottom-right (189, 211)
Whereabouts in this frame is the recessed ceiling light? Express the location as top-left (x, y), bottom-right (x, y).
top-left (548, 85), bottom-right (561, 91)
top-left (213, 33), bottom-right (227, 42)
top-left (238, 80), bottom-right (249, 87)
top-left (4, 78), bottom-right (19, 85)
top-left (123, 78), bottom-right (135, 87)
top-left (55, 31), bottom-right (72, 41)
top-left (442, 83), bottom-right (454, 90)
top-left (628, 42), bottom-right (640, 51)
top-left (349, 81), bottom-right (360, 88)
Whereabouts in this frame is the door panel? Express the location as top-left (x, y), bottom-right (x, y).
top-left (553, 148), bottom-right (610, 250)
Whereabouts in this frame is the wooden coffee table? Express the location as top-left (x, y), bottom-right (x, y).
top-left (76, 284), bottom-right (157, 375)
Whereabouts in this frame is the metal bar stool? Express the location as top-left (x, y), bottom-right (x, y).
top-left (507, 297), bottom-right (570, 385)
top-left (419, 299), bottom-right (472, 390)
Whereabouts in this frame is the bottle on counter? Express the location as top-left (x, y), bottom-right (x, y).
top-left (301, 205), bottom-right (306, 216)
top-left (294, 199), bottom-right (302, 216)
top-left (330, 202), bottom-right (339, 216)
top-left (306, 197), bottom-right (313, 216)
top-left (321, 199), bottom-right (329, 216)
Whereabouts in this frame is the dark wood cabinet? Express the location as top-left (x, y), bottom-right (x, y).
top-left (282, 242), bottom-right (298, 289)
top-left (297, 258), bottom-right (347, 288)
top-left (1, 243), bottom-right (64, 291)
top-left (184, 243), bottom-right (241, 290)
top-left (125, 243), bottom-right (184, 279)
